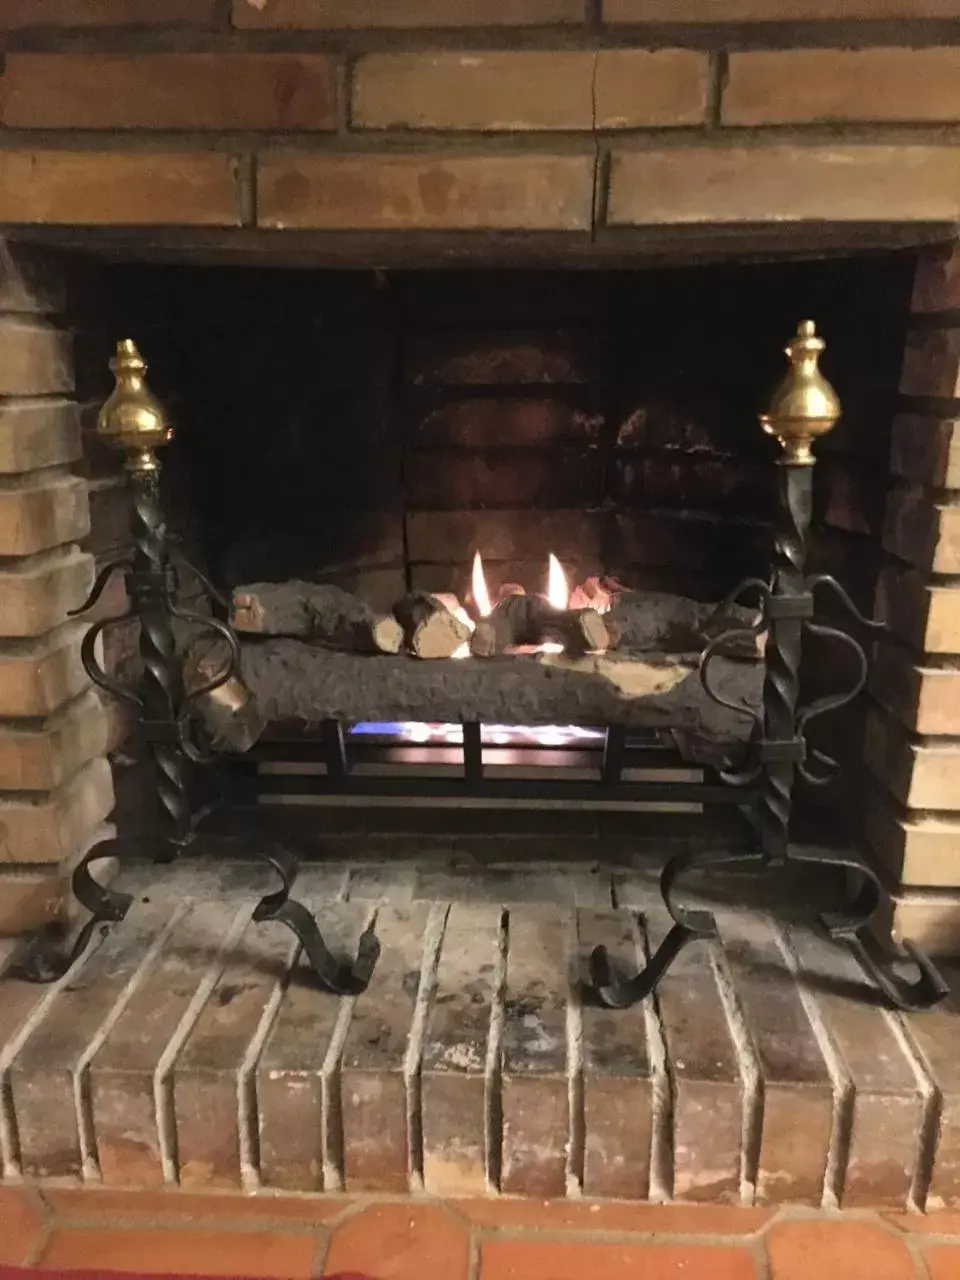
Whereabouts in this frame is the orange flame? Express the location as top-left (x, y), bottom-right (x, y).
top-left (546, 553), bottom-right (569, 611)
top-left (472, 550), bottom-right (492, 618)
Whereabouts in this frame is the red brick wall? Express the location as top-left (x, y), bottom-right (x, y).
top-left (0, 2), bottom-right (959, 233)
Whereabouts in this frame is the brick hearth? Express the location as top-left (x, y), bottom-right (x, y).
top-left (0, 852), bottom-right (956, 1212)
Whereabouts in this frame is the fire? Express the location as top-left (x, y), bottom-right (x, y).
top-left (471, 550), bottom-right (492, 619)
top-left (546, 553), bottom-right (569, 611)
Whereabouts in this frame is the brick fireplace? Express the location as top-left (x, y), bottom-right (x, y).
top-left (2, 0), bottom-right (960, 1210)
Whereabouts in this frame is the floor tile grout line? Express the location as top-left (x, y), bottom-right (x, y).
top-left (467, 1226), bottom-right (482, 1280)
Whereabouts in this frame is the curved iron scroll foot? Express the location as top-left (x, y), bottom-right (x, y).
top-left (7, 836), bottom-right (141, 983)
top-left (589, 849), bottom-right (766, 1009)
top-left (249, 845), bottom-right (380, 996)
top-left (793, 848), bottom-right (950, 1012)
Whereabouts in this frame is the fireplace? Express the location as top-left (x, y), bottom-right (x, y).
top-left (3, 0), bottom-right (960, 1211)
top-left (70, 258), bottom-right (914, 807)
top-left (6, 242), bottom-right (936, 1019)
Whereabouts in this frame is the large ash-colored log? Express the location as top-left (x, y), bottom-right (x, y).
top-left (231, 581), bottom-right (403, 654)
top-left (222, 641), bottom-right (762, 765)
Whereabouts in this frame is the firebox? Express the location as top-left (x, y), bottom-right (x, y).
top-left (8, 251), bottom-right (948, 1019)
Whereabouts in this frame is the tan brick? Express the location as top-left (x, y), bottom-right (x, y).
top-left (501, 907), bottom-right (571, 1198)
top-left (2, 55), bottom-right (337, 132)
top-left (0, 757), bottom-right (113, 866)
top-left (0, 622), bottom-right (89, 717)
top-left (605, 0), bottom-right (960, 18)
top-left (901, 326), bottom-right (960, 400)
top-left (578, 911), bottom-right (653, 1200)
top-left (233, 0), bottom-right (583, 27)
top-left (883, 484), bottom-right (960, 575)
top-left (871, 643), bottom-right (960, 736)
top-left (0, 826), bottom-right (115, 937)
top-left (0, 320), bottom-right (71, 396)
top-left (422, 903), bottom-right (500, 1197)
top-left (354, 49), bottom-right (708, 130)
top-left (890, 413), bottom-right (960, 490)
top-left (0, 152), bottom-right (238, 227)
top-left (864, 707), bottom-right (960, 810)
top-left (889, 892), bottom-right (960, 958)
top-left (725, 49), bottom-right (960, 125)
top-left (876, 567), bottom-right (960, 654)
top-left (913, 243), bottom-right (960, 314)
top-left (84, 477), bottom-right (132, 557)
top-left (865, 784), bottom-right (960, 888)
top-left (719, 912), bottom-right (833, 1206)
top-left (259, 153), bottom-right (594, 230)
top-left (341, 904), bottom-right (432, 1192)
top-left (0, 400), bottom-right (81, 474)
top-left (0, 243), bottom-right (65, 314)
top-left (0, 474), bottom-right (89, 557)
top-left (0, 691), bottom-right (109, 792)
top-left (0, 548), bottom-right (93, 640)
top-left (0, 0), bottom-right (217, 25)
top-left (606, 146), bottom-right (960, 225)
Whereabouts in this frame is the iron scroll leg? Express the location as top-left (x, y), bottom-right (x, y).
top-left (10, 341), bottom-right (380, 998)
top-left (585, 320), bottom-right (949, 1015)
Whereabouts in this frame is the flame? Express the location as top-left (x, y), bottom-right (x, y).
top-left (472, 550), bottom-right (492, 618)
top-left (546, 553), bottom-right (569, 611)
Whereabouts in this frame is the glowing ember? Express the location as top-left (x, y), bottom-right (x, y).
top-left (568, 574), bottom-right (620, 615)
top-left (472, 550), bottom-right (492, 619)
top-left (546, 553), bottom-right (569, 611)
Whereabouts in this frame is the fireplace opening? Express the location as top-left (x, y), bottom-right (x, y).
top-left (75, 253), bottom-right (915, 835)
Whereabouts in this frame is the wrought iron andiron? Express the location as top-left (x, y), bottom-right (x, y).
top-left (590, 321), bottom-right (950, 1014)
top-left (12, 340), bottom-right (379, 994)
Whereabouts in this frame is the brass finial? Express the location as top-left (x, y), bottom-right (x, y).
top-left (97, 339), bottom-right (173, 473)
top-left (760, 320), bottom-right (841, 466)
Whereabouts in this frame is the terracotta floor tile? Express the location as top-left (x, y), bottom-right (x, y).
top-left (452, 1197), bottom-right (772, 1236)
top-left (0, 1185), bottom-right (47, 1265)
top-left (766, 1220), bottom-right (918, 1280)
top-left (43, 1186), bottom-right (351, 1226)
top-left (481, 1237), bottom-right (758, 1280)
top-left (38, 1225), bottom-right (320, 1277)
top-left (925, 1245), bottom-right (960, 1279)
top-left (323, 1204), bottom-right (469, 1280)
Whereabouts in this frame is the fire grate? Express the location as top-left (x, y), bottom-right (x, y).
top-left (8, 324), bottom-right (950, 1015)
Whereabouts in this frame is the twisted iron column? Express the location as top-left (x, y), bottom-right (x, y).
top-left (97, 341), bottom-right (190, 844)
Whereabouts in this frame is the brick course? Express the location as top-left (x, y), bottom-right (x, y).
top-left (724, 49), bottom-right (960, 125)
top-left (0, 622), bottom-right (89, 718)
top-left (0, 0), bottom-right (216, 26)
top-left (258, 153), bottom-right (595, 230)
top-left (0, 321), bottom-right (72, 397)
top-left (232, 0), bottom-right (584, 27)
top-left (1, 55), bottom-right (338, 132)
top-left (876, 567), bottom-right (960, 655)
top-left (0, 153), bottom-right (239, 227)
top-left (605, 0), bottom-right (960, 17)
top-left (0, 549), bottom-right (94, 640)
top-left (0, 691), bottom-right (109, 792)
top-left (0, 475), bottom-right (89, 558)
top-left (607, 146), bottom-right (960, 225)
top-left (353, 50), bottom-right (709, 131)
top-left (0, 756), bottom-right (113, 865)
